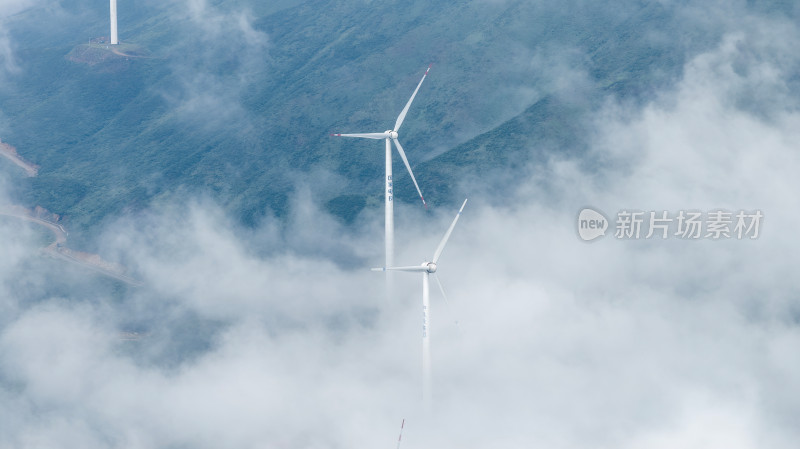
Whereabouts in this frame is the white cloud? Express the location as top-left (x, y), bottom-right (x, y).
top-left (0, 0), bottom-right (38, 83)
top-left (162, 0), bottom-right (270, 133)
top-left (0, 0), bottom-right (39, 17)
top-left (1, 5), bottom-right (800, 449)
top-left (0, 28), bottom-right (19, 77)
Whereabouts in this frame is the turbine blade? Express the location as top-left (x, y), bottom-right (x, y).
top-left (432, 199), bottom-right (468, 264)
top-left (433, 274), bottom-right (460, 326)
top-left (393, 64), bottom-right (431, 132)
top-left (397, 419), bottom-right (405, 449)
top-left (331, 132), bottom-right (386, 139)
top-left (433, 273), bottom-right (450, 306)
top-left (392, 139), bottom-right (426, 208)
top-left (375, 265), bottom-right (428, 272)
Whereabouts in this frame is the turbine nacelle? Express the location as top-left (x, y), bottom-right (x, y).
top-left (424, 262), bottom-right (437, 273)
top-left (386, 130), bottom-right (399, 139)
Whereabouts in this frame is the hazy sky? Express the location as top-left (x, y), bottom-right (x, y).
top-left (1, 1), bottom-right (800, 448)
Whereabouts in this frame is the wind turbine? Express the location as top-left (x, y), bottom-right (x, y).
top-left (373, 199), bottom-right (468, 406)
top-left (332, 65), bottom-right (430, 271)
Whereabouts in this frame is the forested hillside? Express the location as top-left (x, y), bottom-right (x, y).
top-left (2, 0), bottom-right (778, 240)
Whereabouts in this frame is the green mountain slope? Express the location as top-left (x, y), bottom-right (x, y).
top-left (0, 0), bottom-right (764, 240)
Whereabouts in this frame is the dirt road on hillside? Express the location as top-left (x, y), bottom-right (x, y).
top-left (0, 205), bottom-right (141, 285)
top-left (0, 140), bottom-right (38, 177)
top-left (0, 141), bottom-right (140, 285)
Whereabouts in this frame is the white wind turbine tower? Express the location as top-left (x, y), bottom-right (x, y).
top-left (110, 0), bottom-right (119, 45)
top-left (332, 65), bottom-right (430, 273)
top-left (373, 199), bottom-right (468, 407)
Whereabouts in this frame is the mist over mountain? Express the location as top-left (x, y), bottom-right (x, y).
top-left (2, 1), bottom-right (800, 448)
top-left (0, 0), bottom-right (761, 238)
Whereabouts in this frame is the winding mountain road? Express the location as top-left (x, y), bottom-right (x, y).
top-left (0, 206), bottom-right (141, 285)
top-left (0, 142), bottom-right (141, 286)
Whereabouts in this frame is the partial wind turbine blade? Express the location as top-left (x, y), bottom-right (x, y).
top-left (434, 274), bottom-right (460, 325)
top-left (392, 139), bottom-right (426, 208)
top-left (388, 266), bottom-right (429, 272)
top-left (373, 265), bottom-right (428, 272)
top-left (393, 64), bottom-right (431, 132)
top-left (331, 132), bottom-right (386, 139)
top-left (432, 199), bottom-right (468, 264)
top-left (396, 418), bottom-right (405, 449)
top-left (433, 274), bottom-right (450, 306)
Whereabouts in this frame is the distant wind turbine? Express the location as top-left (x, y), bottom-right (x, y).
top-left (373, 199), bottom-right (468, 406)
top-left (332, 65), bottom-right (431, 271)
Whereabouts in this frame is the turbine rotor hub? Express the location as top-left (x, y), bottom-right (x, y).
top-left (386, 130), bottom-right (398, 139)
top-left (425, 262), bottom-right (437, 273)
